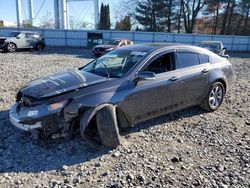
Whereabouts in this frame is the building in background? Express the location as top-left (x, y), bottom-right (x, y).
top-left (0, 20), bottom-right (16, 27)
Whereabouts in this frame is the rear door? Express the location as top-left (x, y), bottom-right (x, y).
top-left (175, 49), bottom-right (210, 107)
top-left (25, 33), bottom-right (36, 48)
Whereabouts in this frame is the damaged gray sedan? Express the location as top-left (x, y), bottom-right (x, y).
top-left (9, 43), bottom-right (233, 148)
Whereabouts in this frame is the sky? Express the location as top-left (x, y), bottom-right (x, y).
top-left (0, 0), bottom-right (120, 28)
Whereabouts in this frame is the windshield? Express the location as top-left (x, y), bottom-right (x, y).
top-left (3, 32), bottom-right (20, 37)
top-left (82, 49), bottom-right (147, 78)
top-left (200, 43), bottom-right (221, 51)
top-left (104, 40), bottom-right (120, 45)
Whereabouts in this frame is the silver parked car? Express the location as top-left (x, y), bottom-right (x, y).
top-left (9, 43), bottom-right (233, 148)
top-left (0, 31), bottom-right (46, 52)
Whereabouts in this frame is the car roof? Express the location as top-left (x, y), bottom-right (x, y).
top-left (22, 31), bottom-right (41, 34)
top-left (120, 43), bottom-right (204, 52)
top-left (10, 31), bottom-right (40, 34)
top-left (201, 41), bottom-right (223, 44)
top-left (110, 38), bottom-right (131, 41)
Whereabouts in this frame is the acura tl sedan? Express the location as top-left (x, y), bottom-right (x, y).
top-left (9, 43), bottom-right (233, 148)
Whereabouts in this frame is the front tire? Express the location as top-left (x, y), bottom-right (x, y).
top-left (96, 106), bottom-right (121, 148)
top-left (6, 43), bottom-right (17, 53)
top-left (201, 82), bottom-right (225, 112)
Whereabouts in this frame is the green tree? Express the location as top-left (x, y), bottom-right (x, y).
top-left (135, 0), bottom-right (166, 32)
top-left (157, 0), bottom-right (179, 32)
top-left (99, 3), bottom-right (104, 29)
top-left (220, 0), bottom-right (237, 35)
top-left (115, 15), bottom-right (131, 31)
top-left (233, 0), bottom-right (250, 35)
top-left (39, 11), bottom-right (55, 29)
top-left (106, 4), bottom-right (111, 29)
top-left (182, 0), bottom-right (206, 33)
top-left (99, 3), bottom-right (111, 30)
top-left (23, 20), bottom-right (34, 28)
top-left (135, 0), bottom-right (180, 32)
top-left (203, 0), bottom-right (223, 34)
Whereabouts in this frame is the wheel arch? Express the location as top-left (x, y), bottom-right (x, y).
top-left (36, 42), bottom-right (44, 47)
top-left (213, 78), bottom-right (227, 93)
top-left (7, 42), bottom-right (17, 48)
top-left (209, 68), bottom-right (228, 94)
top-left (79, 103), bottom-right (117, 138)
top-left (5, 42), bottom-right (17, 52)
top-left (35, 42), bottom-right (45, 50)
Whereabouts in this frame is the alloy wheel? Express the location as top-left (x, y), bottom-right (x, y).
top-left (7, 43), bottom-right (16, 52)
top-left (209, 85), bottom-right (223, 109)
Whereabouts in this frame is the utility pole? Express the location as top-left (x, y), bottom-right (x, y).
top-left (16, 0), bottom-right (22, 27)
top-left (54, 0), bottom-right (100, 29)
top-left (27, 0), bottom-right (34, 24)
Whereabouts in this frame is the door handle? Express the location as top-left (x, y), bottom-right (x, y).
top-left (202, 69), bottom-right (209, 73)
top-left (169, 76), bottom-right (179, 81)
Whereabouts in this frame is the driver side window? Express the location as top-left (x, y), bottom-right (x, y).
top-left (18, 33), bottom-right (26, 39)
top-left (143, 52), bottom-right (176, 74)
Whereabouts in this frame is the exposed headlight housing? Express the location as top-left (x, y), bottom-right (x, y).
top-left (48, 100), bottom-right (68, 112)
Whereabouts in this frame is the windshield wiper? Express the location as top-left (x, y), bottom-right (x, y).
top-left (100, 62), bottom-right (111, 78)
top-left (92, 61), bottom-right (111, 78)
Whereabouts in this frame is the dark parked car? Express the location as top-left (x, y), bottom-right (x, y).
top-left (199, 41), bottom-right (228, 58)
top-left (9, 43), bottom-right (233, 148)
top-left (0, 31), bottom-right (46, 52)
top-left (92, 38), bottom-right (133, 56)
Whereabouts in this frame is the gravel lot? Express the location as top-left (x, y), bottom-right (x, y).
top-left (0, 48), bottom-right (249, 187)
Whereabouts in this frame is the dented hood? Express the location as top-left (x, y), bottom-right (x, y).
top-left (20, 70), bottom-right (108, 99)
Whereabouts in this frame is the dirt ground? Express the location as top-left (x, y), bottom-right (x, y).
top-left (0, 48), bottom-right (249, 187)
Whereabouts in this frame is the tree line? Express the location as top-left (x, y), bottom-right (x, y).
top-left (116, 0), bottom-right (250, 35)
top-left (19, 1), bottom-right (249, 36)
top-left (99, 3), bottom-right (111, 30)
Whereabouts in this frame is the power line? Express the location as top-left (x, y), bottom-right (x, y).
top-left (78, 2), bottom-right (92, 21)
top-left (33, 0), bottom-right (46, 21)
top-left (21, 0), bottom-right (27, 20)
top-left (68, 2), bottom-right (92, 21)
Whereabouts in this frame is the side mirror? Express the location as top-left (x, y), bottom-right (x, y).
top-left (222, 47), bottom-right (227, 50)
top-left (16, 36), bottom-right (20, 39)
top-left (136, 71), bottom-right (156, 82)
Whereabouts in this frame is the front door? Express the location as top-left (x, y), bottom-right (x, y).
top-left (119, 51), bottom-right (182, 123)
top-left (16, 33), bottom-right (28, 48)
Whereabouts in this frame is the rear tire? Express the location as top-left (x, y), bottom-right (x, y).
top-left (200, 82), bottom-right (225, 112)
top-left (35, 43), bottom-right (44, 51)
top-left (6, 43), bottom-right (17, 53)
top-left (96, 106), bottom-right (121, 148)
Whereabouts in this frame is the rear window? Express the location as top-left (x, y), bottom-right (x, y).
top-left (127, 40), bottom-right (132, 45)
top-left (198, 54), bottom-right (210, 64)
top-left (177, 52), bottom-right (200, 69)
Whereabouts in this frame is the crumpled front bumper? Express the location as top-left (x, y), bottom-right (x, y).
top-left (9, 103), bottom-right (42, 131)
top-left (0, 43), bottom-right (6, 49)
